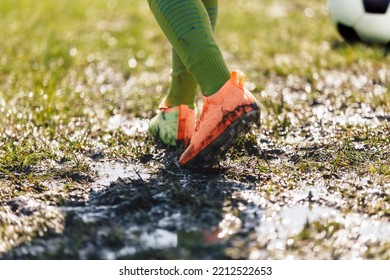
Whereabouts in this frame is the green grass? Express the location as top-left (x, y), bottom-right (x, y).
top-left (0, 0), bottom-right (389, 259)
top-left (0, 0), bottom-right (389, 174)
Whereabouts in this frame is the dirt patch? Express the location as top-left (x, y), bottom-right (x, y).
top-left (1, 70), bottom-right (389, 260)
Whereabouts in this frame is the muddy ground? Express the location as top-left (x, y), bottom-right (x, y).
top-left (1, 69), bottom-right (389, 260)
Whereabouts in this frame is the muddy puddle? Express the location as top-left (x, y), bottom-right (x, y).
top-left (2, 153), bottom-right (389, 260)
top-left (1, 69), bottom-right (389, 259)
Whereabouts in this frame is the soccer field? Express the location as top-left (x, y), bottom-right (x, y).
top-left (0, 0), bottom-right (389, 259)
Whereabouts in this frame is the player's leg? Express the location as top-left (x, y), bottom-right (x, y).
top-left (165, 0), bottom-right (220, 109)
top-left (147, 0), bottom-right (229, 95)
top-left (148, 0), bottom-right (220, 148)
top-left (147, 0), bottom-right (260, 167)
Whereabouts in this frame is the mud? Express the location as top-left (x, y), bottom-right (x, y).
top-left (1, 135), bottom-right (389, 259)
top-left (1, 69), bottom-right (389, 260)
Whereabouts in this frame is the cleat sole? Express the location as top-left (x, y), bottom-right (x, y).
top-left (181, 103), bottom-right (260, 169)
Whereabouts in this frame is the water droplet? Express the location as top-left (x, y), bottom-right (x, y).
top-left (69, 47), bottom-right (77, 57)
top-left (128, 58), bottom-right (137, 69)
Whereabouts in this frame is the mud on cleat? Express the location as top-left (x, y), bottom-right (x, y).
top-left (148, 101), bottom-right (196, 148)
top-left (179, 70), bottom-right (261, 169)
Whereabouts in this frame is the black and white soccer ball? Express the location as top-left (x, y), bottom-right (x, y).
top-left (328, 0), bottom-right (390, 44)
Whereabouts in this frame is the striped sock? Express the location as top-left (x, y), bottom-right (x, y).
top-left (165, 0), bottom-right (220, 108)
top-left (148, 0), bottom-right (230, 96)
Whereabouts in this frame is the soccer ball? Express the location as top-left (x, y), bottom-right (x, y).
top-left (327, 0), bottom-right (390, 44)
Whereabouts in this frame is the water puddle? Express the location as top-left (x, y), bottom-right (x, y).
top-left (138, 228), bottom-right (178, 249)
top-left (92, 161), bottom-right (151, 186)
top-left (4, 157), bottom-right (389, 260)
top-left (77, 164), bottom-right (390, 259)
top-left (104, 228), bottom-right (178, 260)
top-left (250, 204), bottom-right (390, 259)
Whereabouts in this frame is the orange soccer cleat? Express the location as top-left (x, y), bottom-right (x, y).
top-left (148, 101), bottom-right (196, 148)
top-left (179, 70), bottom-right (260, 168)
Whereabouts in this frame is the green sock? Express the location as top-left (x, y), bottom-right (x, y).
top-left (148, 0), bottom-right (230, 96)
top-left (165, 0), bottom-right (220, 108)
top-left (165, 50), bottom-right (198, 108)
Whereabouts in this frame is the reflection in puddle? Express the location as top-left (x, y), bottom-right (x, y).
top-left (92, 161), bottom-right (150, 186)
top-left (139, 229), bottom-right (177, 249)
top-left (260, 205), bottom-right (339, 238)
top-left (84, 228), bottom-right (177, 260)
top-left (22, 157), bottom-right (387, 260)
top-left (252, 204), bottom-right (390, 259)
top-left (218, 213), bottom-right (242, 238)
top-left (102, 228), bottom-right (225, 259)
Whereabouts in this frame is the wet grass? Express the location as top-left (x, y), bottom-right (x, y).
top-left (0, 0), bottom-right (389, 259)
